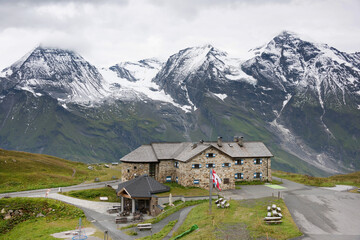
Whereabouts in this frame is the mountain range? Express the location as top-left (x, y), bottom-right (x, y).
top-left (0, 31), bottom-right (359, 176)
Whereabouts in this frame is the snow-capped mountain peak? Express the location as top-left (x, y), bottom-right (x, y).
top-left (1, 46), bottom-right (108, 104)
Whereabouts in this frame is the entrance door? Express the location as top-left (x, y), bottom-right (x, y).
top-left (149, 163), bottom-right (156, 178)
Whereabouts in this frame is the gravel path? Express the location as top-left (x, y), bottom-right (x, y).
top-left (163, 205), bottom-right (197, 239)
top-left (122, 205), bottom-right (197, 239)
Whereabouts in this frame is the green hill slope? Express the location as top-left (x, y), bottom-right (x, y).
top-left (273, 170), bottom-right (360, 187)
top-left (0, 149), bottom-right (120, 193)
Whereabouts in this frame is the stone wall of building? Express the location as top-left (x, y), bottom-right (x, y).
top-left (121, 162), bottom-right (151, 182)
top-left (178, 147), bottom-right (236, 190)
top-left (231, 158), bottom-right (272, 182)
top-left (177, 147), bottom-right (272, 190)
top-left (156, 160), bottom-right (177, 183)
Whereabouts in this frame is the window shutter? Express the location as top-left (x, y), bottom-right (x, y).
top-left (260, 173), bottom-right (263, 178)
top-left (206, 153), bottom-right (209, 157)
top-left (213, 163), bottom-right (216, 168)
top-left (206, 164), bottom-right (209, 168)
top-left (260, 159), bottom-right (263, 164)
top-left (199, 164), bottom-right (202, 168)
top-left (229, 163), bottom-right (231, 167)
top-left (253, 159), bottom-right (256, 164)
top-left (241, 159), bottom-right (244, 165)
top-left (214, 154), bottom-right (216, 157)
top-left (222, 163), bottom-right (225, 167)
top-left (235, 174), bottom-right (237, 179)
top-left (254, 173), bottom-right (257, 178)
top-left (241, 173), bottom-right (243, 179)
top-left (192, 164), bottom-right (195, 168)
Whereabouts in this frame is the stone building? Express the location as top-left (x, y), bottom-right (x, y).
top-left (120, 137), bottom-right (273, 190)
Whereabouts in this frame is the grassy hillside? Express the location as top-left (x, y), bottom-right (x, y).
top-left (273, 170), bottom-right (360, 187)
top-left (0, 148), bottom-right (121, 193)
top-left (0, 197), bottom-right (96, 239)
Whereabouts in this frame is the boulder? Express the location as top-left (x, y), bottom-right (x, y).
top-left (36, 213), bottom-right (45, 218)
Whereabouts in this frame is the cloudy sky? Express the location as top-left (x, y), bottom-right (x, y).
top-left (0, 0), bottom-right (359, 70)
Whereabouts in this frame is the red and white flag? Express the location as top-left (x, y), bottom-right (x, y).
top-left (212, 170), bottom-right (222, 191)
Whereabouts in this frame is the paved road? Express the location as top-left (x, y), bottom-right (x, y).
top-left (222, 178), bottom-right (360, 240)
top-left (0, 180), bottom-right (121, 198)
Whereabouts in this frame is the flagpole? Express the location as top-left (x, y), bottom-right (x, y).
top-left (209, 169), bottom-right (212, 214)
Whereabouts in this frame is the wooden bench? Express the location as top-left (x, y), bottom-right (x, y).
top-left (265, 220), bottom-right (283, 224)
top-left (115, 217), bottom-right (127, 224)
top-left (107, 208), bottom-right (118, 214)
top-left (137, 223), bottom-right (152, 231)
top-left (264, 216), bottom-right (282, 224)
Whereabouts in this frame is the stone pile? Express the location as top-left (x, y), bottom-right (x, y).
top-left (1, 208), bottom-right (24, 220)
top-left (264, 204), bottom-right (283, 224)
top-left (215, 198), bottom-right (230, 208)
top-left (1, 207), bottom-right (55, 220)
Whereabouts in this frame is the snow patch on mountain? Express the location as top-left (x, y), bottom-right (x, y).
top-left (111, 58), bottom-right (163, 82)
top-left (100, 68), bottom-right (193, 112)
top-left (224, 58), bottom-right (257, 84)
top-left (213, 93), bottom-right (227, 101)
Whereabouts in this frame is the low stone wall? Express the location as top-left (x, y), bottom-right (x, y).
top-left (156, 195), bottom-right (219, 205)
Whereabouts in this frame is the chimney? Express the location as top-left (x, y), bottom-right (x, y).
top-left (217, 136), bottom-right (223, 147)
top-left (234, 136), bottom-right (239, 142)
top-left (192, 143), bottom-right (198, 149)
top-left (238, 136), bottom-right (244, 147)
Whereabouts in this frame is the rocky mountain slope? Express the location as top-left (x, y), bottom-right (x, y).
top-left (0, 31), bottom-right (359, 175)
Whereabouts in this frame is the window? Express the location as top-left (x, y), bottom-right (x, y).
top-left (223, 178), bottom-right (230, 184)
top-left (194, 179), bottom-right (200, 184)
top-left (235, 159), bottom-right (244, 165)
top-left (222, 163), bottom-right (231, 167)
top-left (253, 158), bottom-right (262, 164)
top-left (235, 173), bottom-right (243, 179)
top-left (174, 161), bottom-right (179, 168)
top-left (192, 164), bottom-right (202, 169)
top-left (206, 153), bottom-right (216, 158)
top-left (166, 176), bottom-right (172, 182)
top-left (253, 172), bottom-right (262, 179)
top-left (127, 169), bottom-right (130, 173)
top-left (206, 163), bottom-right (215, 168)
top-left (149, 163), bottom-right (156, 178)
top-left (134, 166), bottom-right (137, 170)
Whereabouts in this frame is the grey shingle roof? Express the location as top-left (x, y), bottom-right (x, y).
top-left (117, 174), bottom-right (170, 198)
top-left (120, 145), bottom-right (158, 163)
top-left (209, 142), bottom-right (273, 158)
top-left (120, 141), bottom-right (273, 163)
top-left (151, 142), bottom-right (188, 159)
